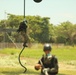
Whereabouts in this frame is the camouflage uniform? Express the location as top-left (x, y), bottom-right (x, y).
top-left (17, 21), bottom-right (29, 47)
top-left (38, 54), bottom-right (58, 75)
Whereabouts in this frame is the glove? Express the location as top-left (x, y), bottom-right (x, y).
top-left (50, 68), bottom-right (57, 73)
top-left (43, 68), bottom-right (49, 75)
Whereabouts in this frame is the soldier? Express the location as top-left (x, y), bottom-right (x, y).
top-left (17, 20), bottom-right (28, 47)
top-left (34, 44), bottom-right (59, 75)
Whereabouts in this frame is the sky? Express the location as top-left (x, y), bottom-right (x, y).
top-left (0, 0), bottom-right (76, 25)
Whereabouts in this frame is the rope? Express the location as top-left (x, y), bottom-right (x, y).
top-left (18, 47), bottom-right (27, 73)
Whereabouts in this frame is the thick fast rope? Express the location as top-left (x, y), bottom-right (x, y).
top-left (18, 0), bottom-right (42, 73)
top-left (18, 47), bottom-right (27, 73)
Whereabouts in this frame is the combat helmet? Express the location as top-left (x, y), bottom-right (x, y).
top-left (43, 44), bottom-right (52, 51)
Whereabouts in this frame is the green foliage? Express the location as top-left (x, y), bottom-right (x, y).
top-left (0, 46), bottom-right (76, 61)
top-left (7, 14), bottom-right (23, 28)
top-left (52, 47), bottom-right (76, 61)
top-left (0, 15), bottom-right (76, 45)
top-left (54, 21), bottom-right (76, 45)
top-left (0, 46), bottom-right (76, 75)
top-left (26, 16), bottom-right (50, 43)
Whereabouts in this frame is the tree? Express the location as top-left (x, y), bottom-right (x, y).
top-left (0, 14), bottom-right (76, 45)
top-left (55, 21), bottom-right (76, 45)
top-left (7, 14), bottom-right (23, 28)
top-left (26, 16), bottom-right (50, 43)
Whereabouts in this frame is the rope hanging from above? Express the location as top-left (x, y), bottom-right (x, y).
top-left (17, 0), bottom-right (43, 73)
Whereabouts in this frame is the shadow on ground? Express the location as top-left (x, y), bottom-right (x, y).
top-left (0, 72), bottom-right (66, 75)
top-left (1, 71), bottom-right (66, 75)
top-left (0, 67), bottom-right (66, 75)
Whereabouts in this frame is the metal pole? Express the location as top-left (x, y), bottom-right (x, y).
top-left (24, 0), bottom-right (25, 18)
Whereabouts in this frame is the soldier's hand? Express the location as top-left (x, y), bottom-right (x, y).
top-left (43, 68), bottom-right (49, 72)
top-left (43, 68), bottom-right (49, 75)
top-left (34, 64), bottom-right (41, 70)
top-left (50, 68), bottom-right (56, 72)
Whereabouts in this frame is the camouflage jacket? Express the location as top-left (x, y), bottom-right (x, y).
top-left (38, 54), bottom-right (59, 74)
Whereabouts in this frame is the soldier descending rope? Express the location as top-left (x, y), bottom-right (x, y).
top-left (17, 20), bottom-right (28, 47)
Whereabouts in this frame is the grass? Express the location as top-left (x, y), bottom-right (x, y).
top-left (0, 46), bottom-right (76, 75)
top-left (0, 67), bottom-right (39, 75)
top-left (0, 46), bottom-right (76, 61)
top-left (52, 48), bottom-right (76, 61)
top-left (0, 67), bottom-right (76, 75)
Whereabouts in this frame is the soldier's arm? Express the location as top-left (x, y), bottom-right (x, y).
top-left (34, 57), bottom-right (43, 70)
top-left (49, 57), bottom-right (59, 74)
